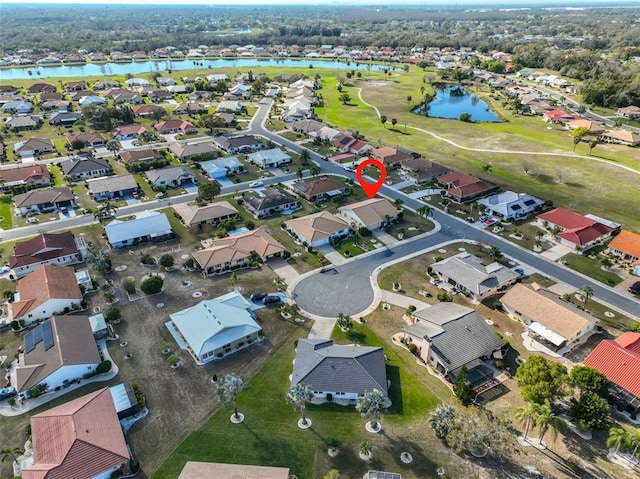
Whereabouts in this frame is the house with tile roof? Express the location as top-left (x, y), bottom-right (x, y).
top-left (370, 146), bottom-right (413, 166)
top-left (583, 332), bottom-right (640, 415)
top-left (60, 157), bottom-right (111, 181)
top-left (0, 164), bottom-right (51, 191)
top-left (87, 174), bottom-right (138, 201)
top-left (13, 187), bottom-right (76, 216)
top-left (104, 210), bottom-right (173, 249)
top-left (168, 291), bottom-right (262, 364)
top-left (337, 198), bottom-right (400, 231)
top-left (111, 123), bottom-right (149, 140)
top-left (607, 230), bottom-right (640, 276)
top-left (192, 227), bottom-right (285, 275)
top-left (291, 338), bottom-right (388, 404)
top-left (243, 187), bottom-right (300, 218)
top-left (118, 148), bottom-right (163, 165)
top-left (28, 83), bottom-right (56, 93)
top-left (599, 129), bottom-right (640, 147)
top-left (566, 119), bottom-right (605, 135)
top-left (172, 201), bottom-right (239, 229)
top-left (291, 177), bottom-right (348, 202)
top-left (478, 191), bottom-right (545, 221)
top-left (145, 166), bottom-right (195, 189)
top-left (66, 132), bottom-right (106, 148)
top-left (9, 315), bottom-right (101, 393)
top-left (402, 303), bottom-right (504, 382)
top-left (5, 265), bottom-right (82, 325)
top-left (178, 462), bottom-right (289, 479)
top-left (9, 232), bottom-right (86, 279)
top-left (431, 252), bottom-right (519, 302)
top-left (537, 207), bottom-right (613, 251)
top-left (285, 211), bottom-right (350, 247)
top-left (501, 283), bottom-right (596, 354)
top-left (616, 105), bottom-right (640, 119)
top-left (397, 158), bottom-right (450, 184)
top-left (20, 388), bottom-right (130, 479)
top-left (154, 119), bottom-right (197, 135)
top-left (436, 171), bottom-right (497, 203)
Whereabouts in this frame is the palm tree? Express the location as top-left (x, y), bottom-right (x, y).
top-left (230, 272), bottom-right (239, 291)
top-left (94, 200), bottom-right (119, 222)
top-left (105, 139), bottom-right (121, 156)
top-left (296, 167), bottom-right (304, 180)
top-left (299, 149), bottom-right (310, 166)
top-left (416, 204), bottom-right (433, 224)
top-left (534, 401), bottom-right (559, 446)
top-left (588, 139), bottom-right (598, 155)
top-left (216, 373), bottom-right (248, 421)
top-left (1, 446), bottom-right (24, 465)
top-left (356, 389), bottom-right (386, 430)
top-left (607, 427), bottom-right (630, 454)
top-left (380, 115), bottom-right (387, 129)
top-left (628, 429), bottom-right (640, 458)
top-left (86, 245), bottom-right (112, 276)
top-left (469, 201), bottom-right (479, 219)
top-left (429, 403), bottom-right (457, 439)
top-left (286, 383), bottom-right (314, 426)
top-left (336, 312), bottom-right (351, 331)
top-left (481, 163), bottom-right (493, 173)
top-left (515, 402), bottom-right (538, 441)
top-left (580, 285), bottom-right (594, 310)
top-left (309, 164), bottom-right (321, 177)
top-left (391, 118), bottom-right (397, 129)
top-left (488, 246), bottom-right (503, 261)
top-left (359, 440), bottom-right (372, 456)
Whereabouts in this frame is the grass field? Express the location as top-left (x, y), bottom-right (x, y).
top-left (561, 253), bottom-right (623, 286)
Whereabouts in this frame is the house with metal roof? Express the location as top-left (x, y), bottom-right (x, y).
top-left (431, 253), bottom-right (519, 302)
top-left (104, 210), bottom-right (173, 249)
top-left (402, 303), bottom-right (504, 382)
top-left (9, 315), bottom-right (101, 393)
top-left (168, 291), bottom-right (262, 365)
top-left (291, 339), bottom-right (388, 404)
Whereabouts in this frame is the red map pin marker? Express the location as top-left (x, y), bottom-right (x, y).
top-left (356, 158), bottom-right (387, 198)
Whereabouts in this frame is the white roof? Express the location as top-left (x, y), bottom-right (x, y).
top-left (247, 148), bottom-right (291, 164)
top-left (105, 210), bottom-right (172, 244)
top-left (169, 292), bottom-right (261, 356)
top-left (88, 313), bottom-right (107, 334)
top-left (529, 321), bottom-right (566, 346)
top-left (200, 156), bottom-right (243, 176)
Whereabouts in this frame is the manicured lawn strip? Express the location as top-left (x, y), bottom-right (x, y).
top-left (333, 237), bottom-right (374, 257)
top-left (561, 253), bottom-right (622, 286)
top-left (0, 196), bottom-right (13, 230)
top-left (48, 164), bottom-right (64, 186)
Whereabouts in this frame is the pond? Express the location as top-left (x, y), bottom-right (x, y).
top-left (413, 85), bottom-right (502, 122)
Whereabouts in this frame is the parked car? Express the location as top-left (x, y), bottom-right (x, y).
top-left (629, 281), bottom-right (640, 294)
top-left (250, 292), bottom-right (267, 302)
top-left (0, 386), bottom-right (16, 400)
top-left (249, 181), bottom-right (264, 188)
top-left (480, 215), bottom-right (490, 222)
top-left (262, 295), bottom-right (282, 306)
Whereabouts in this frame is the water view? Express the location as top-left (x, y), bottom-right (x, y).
top-left (413, 85), bottom-right (503, 122)
top-left (0, 58), bottom-right (396, 81)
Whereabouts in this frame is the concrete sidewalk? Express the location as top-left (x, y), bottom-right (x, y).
top-left (380, 290), bottom-right (431, 311)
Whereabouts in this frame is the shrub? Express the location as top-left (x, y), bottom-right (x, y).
top-left (140, 275), bottom-right (164, 295)
top-left (437, 292), bottom-right (452, 302)
top-left (131, 383), bottom-right (145, 407)
top-left (435, 256), bottom-right (445, 262)
top-left (160, 254), bottom-right (175, 268)
top-left (96, 360), bottom-right (112, 374)
top-left (129, 459), bottom-right (140, 474)
top-left (121, 277), bottom-right (136, 294)
top-left (407, 343), bottom-right (419, 355)
top-left (358, 226), bottom-right (371, 237)
top-left (140, 254), bottom-right (156, 265)
top-left (182, 257), bottom-right (195, 268)
top-left (104, 306), bottom-right (122, 322)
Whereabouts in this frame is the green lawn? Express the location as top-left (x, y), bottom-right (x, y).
top-left (333, 236), bottom-right (376, 258)
top-left (561, 253), bottom-right (623, 286)
top-left (0, 196), bottom-right (13, 230)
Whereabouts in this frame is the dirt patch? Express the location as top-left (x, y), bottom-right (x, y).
top-left (363, 80), bottom-right (393, 89)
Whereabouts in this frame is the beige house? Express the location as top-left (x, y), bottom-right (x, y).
top-left (337, 198), bottom-right (400, 230)
top-left (285, 211), bottom-right (350, 247)
top-left (192, 227), bottom-right (285, 275)
top-left (501, 283), bottom-right (597, 354)
top-left (178, 462), bottom-right (289, 479)
top-left (599, 129), bottom-right (640, 147)
top-left (172, 201), bottom-right (239, 230)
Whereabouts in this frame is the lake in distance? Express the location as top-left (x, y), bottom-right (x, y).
top-left (413, 85), bottom-right (503, 122)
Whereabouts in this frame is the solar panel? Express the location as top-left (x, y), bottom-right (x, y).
top-left (42, 321), bottom-right (54, 351)
top-left (524, 199), bottom-right (536, 206)
top-left (24, 330), bottom-right (36, 354)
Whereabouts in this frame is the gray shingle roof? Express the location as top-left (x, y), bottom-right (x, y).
top-left (60, 157), bottom-right (110, 176)
top-left (292, 339), bottom-right (387, 396)
top-left (146, 166), bottom-right (194, 184)
top-left (245, 187), bottom-right (298, 212)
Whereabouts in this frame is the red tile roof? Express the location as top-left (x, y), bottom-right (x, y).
top-left (10, 232), bottom-right (79, 268)
top-left (538, 208), bottom-right (613, 246)
top-left (583, 332), bottom-right (640, 398)
top-left (608, 230), bottom-right (640, 260)
top-left (23, 388), bottom-right (130, 479)
top-left (0, 164), bottom-right (50, 185)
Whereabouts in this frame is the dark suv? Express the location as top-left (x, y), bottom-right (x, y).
top-left (250, 292), bottom-right (267, 302)
top-left (629, 281), bottom-right (640, 295)
top-left (262, 295), bottom-right (282, 306)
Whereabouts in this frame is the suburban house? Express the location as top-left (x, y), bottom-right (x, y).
top-left (2, 100), bottom-right (33, 114)
top-left (247, 148), bottom-right (292, 168)
top-left (67, 132), bottom-right (106, 148)
top-left (330, 134), bottom-right (372, 155)
top-left (501, 283), bottom-right (597, 354)
top-left (169, 142), bottom-right (217, 162)
top-left (243, 187), bottom-right (300, 218)
top-left (78, 95), bottom-right (108, 107)
top-left (118, 148), bottom-right (163, 165)
top-left (437, 171), bottom-right (497, 203)
top-left (20, 388), bottom-right (130, 479)
top-left (584, 332), bottom-right (640, 415)
top-left (207, 73), bottom-right (228, 83)
top-left (431, 253), bottom-right (519, 302)
top-left (41, 99), bottom-right (70, 112)
top-left (104, 210), bottom-right (173, 249)
top-left (93, 79), bottom-right (121, 90)
top-left (616, 105), bottom-right (640, 119)
top-left (402, 303), bottom-right (504, 383)
top-left (14, 187), bottom-right (76, 216)
top-left (370, 146), bottom-right (413, 166)
top-left (168, 291), bottom-right (262, 364)
top-left (200, 156), bottom-right (245, 179)
top-left (155, 119), bottom-right (197, 135)
top-left (599, 129), bottom-right (640, 147)
top-left (111, 123), bottom-right (149, 140)
top-left (147, 89), bottom-right (173, 103)
top-left (216, 100), bottom-right (243, 113)
top-left (214, 112), bottom-right (236, 127)
top-left (192, 227), bottom-right (286, 275)
top-left (9, 315), bottom-right (101, 394)
top-left (289, 119), bottom-right (326, 136)
top-left (224, 83), bottom-right (251, 100)
top-left (291, 339), bottom-right (388, 404)
top-left (543, 108), bottom-right (578, 123)
top-left (14, 138), bottom-right (55, 159)
top-left (172, 201), bottom-right (240, 230)
top-left (478, 191), bottom-right (545, 221)
top-left (0, 164), bottom-right (51, 191)
top-left (5, 115), bottom-right (41, 131)
top-left (50, 111), bottom-right (82, 125)
top-left (146, 166), bottom-right (195, 189)
top-left (292, 177), bottom-right (348, 202)
top-left (7, 265), bottom-right (83, 324)
top-left (537, 207), bottom-right (613, 251)
top-left (87, 174), bottom-right (138, 201)
top-left (213, 134), bottom-right (261, 154)
top-left (566, 119), bottom-right (605, 135)
top-left (337, 198), bottom-right (400, 230)
top-left (60, 157), bottom-right (112, 181)
top-left (125, 77), bottom-right (150, 88)
top-left (28, 83), bottom-right (56, 93)
top-left (178, 462), bottom-right (289, 479)
top-left (9, 231), bottom-right (86, 279)
top-left (285, 211), bottom-right (350, 248)
top-left (397, 158), bottom-right (450, 184)
top-left (607, 230), bottom-right (640, 276)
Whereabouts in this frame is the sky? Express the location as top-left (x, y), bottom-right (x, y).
top-left (1, 0), bottom-right (638, 4)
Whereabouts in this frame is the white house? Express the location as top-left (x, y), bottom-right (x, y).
top-left (104, 210), bottom-right (173, 249)
top-left (9, 231), bottom-right (86, 279)
top-left (200, 157), bottom-right (244, 179)
top-left (478, 191), bottom-right (545, 221)
top-left (78, 95), bottom-right (107, 107)
top-left (247, 148), bottom-right (292, 168)
top-left (168, 292), bottom-right (262, 365)
top-left (125, 78), bottom-right (150, 88)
